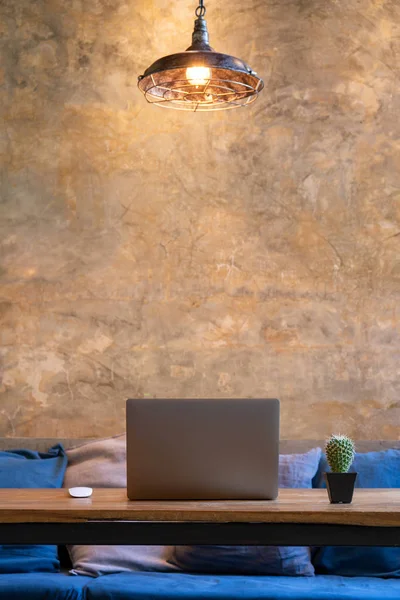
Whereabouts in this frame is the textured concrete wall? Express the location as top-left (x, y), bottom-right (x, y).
top-left (0, 0), bottom-right (399, 440)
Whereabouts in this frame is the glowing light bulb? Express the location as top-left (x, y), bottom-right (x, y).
top-left (186, 66), bottom-right (211, 86)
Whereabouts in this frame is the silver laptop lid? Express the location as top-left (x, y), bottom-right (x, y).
top-left (126, 397), bottom-right (280, 501)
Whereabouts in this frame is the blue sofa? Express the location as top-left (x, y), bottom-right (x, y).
top-left (2, 571), bottom-right (400, 600)
top-left (0, 438), bottom-right (399, 600)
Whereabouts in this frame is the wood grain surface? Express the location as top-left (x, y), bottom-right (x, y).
top-left (0, 489), bottom-right (400, 526)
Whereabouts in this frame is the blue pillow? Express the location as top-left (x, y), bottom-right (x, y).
top-left (169, 448), bottom-right (321, 576)
top-left (0, 444), bottom-right (67, 573)
top-left (313, 449), bottom-right (400, 577)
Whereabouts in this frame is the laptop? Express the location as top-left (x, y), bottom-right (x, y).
top-left (126, 397), bottom-right (280, 500)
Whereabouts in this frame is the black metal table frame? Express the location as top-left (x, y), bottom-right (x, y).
top-left (1, 521), bottom-right (400, 547)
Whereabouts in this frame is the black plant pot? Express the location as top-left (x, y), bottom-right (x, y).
top-left (325, 472), bottom-right (357, 504)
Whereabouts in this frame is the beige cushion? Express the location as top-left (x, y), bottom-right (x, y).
top-left (64, 435), bottom-right (177, 577)
top-left (64, 435), bottom-right (127, 489)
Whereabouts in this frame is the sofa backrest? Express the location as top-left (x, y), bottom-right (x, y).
top-left (0, 438), bottom-right (399, 453)
top-left (0, 438), bottom-right (94, 452)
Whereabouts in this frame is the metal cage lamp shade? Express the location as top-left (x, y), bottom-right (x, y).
top-left (138, 1), bottom-right (264, 112)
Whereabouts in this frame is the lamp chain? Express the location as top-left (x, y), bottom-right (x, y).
top-left (195, 0), bottom-right (206, 18)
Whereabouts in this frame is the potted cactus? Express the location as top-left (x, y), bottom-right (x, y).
top-left (325, 434), bottom-right (357, 504)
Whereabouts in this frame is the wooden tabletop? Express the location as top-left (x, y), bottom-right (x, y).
top-left (0, 488), bottom-right (400, 527)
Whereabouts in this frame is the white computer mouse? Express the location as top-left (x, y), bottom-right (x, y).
top-left (68, 486), bottom-right (93, 498)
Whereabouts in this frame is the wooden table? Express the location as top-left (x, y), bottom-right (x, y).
top-left (1, 488), bottom-right (400, 546)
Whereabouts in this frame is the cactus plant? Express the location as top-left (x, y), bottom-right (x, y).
top-left (325, 434), bottom-right (355, 473)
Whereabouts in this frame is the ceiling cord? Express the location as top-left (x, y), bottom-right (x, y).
top-left (195, 0), bottom-right (206, 18)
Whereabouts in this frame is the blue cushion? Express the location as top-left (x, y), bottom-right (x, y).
top-left (0, 445), bottom-right (67, 488)
top-left (169, 448), bottom-right (321, 576)
top-left (84, 572), bottom-right (400, 600)
top-left (0, 572), bottom-right (91, 600)
top-left (0, 444), bottom-right (68, 573)
top-left (313, 449), bottom-right (400, 489)
top-left (313, 449), bottom-right (400, 577)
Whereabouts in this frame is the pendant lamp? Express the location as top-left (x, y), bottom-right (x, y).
top-left (138, 1), bottom-right (264, 111)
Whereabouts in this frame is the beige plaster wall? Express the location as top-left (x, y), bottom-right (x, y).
top-left (0, 0), bottom-right (399, 439)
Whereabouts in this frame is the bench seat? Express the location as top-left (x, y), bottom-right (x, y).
top-left (84, 572), bottom-right (400, 600)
